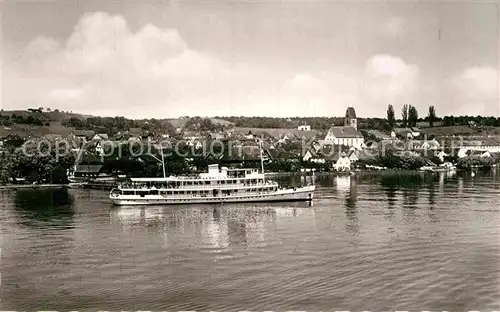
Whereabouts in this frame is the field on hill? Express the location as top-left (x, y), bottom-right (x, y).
top-left (0, 110), bottom-right (89, 121)
top-left (1, 109), bottom-right (499, 142)
top-left (421, 126), bottom-right (500, 137)
top-left (165, 117), bottom-right (234, 129)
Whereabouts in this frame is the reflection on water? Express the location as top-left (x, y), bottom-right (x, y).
top-left (385, 183), bottom-right (397, 210)
top-left (458, 176), bottom-right (464, 194)
top-left (343, 177), bottom-right (359, 236)
top-left (428, 178), bottom-right (436, 209)
top-left (334, 175), bottom-right (351, 195)
top-left (2, 172), bottom-right (500, 311)
top-left (14, 188), bottom-right (75, 229)
top-left (109, 204), bottom-right (308, 252)
top-left (439, 172), bottom-right (445, 193)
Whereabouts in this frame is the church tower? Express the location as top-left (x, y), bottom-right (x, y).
top-left (344, 107), bottom-right (357, 130)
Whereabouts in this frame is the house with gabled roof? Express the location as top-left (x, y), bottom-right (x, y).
top-left (334, 152), bottom-right (351, 171)
top-left (406, 139), bottom-right (441, 151)
top-left (348, 148), bottom-right (372, 162)
top-left (73, 130), bottom-right (95, 141)
top-left (303, 144), bottom-right (352, 163)
top-left (323, 110), bottom-right (363, 148)
top-left (324, 126), bottom-right (365, 147)
top-left (323, 107), bottom-right (365, 149)
top-left (91, 133), bottom-right (109, 141)
top-left (71, 164), bottom-right (104, 179)
top-left (364, 129), bottom-right (391, 141)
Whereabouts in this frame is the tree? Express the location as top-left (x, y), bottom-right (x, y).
top-left (4, 134), bottom-right (25, 149)
top-left (428, 105), bottom-right (436, 127)
top-left (402, 104), bottom-right (409, 127)
top-left (1, 138), bottom-right (76, 184)
top-left (408, 105), bottom-right (418, 127)
top-left (387, 104), bottom-right (395, 128)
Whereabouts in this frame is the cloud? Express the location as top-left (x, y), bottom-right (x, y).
top-left (360, 54), bottom-right (420, 116)
top-left (4, 12), bottom-right (240, 116)
top-left (449, 66), bottom-right (499, 115)
top-left (4, 11), bottom-right (355, 117)
top-left (3, 11), bottom-right (426, 118)
top-left (282, 73), bottom-right (327, 91)
top-left (453, 66), bottom-right (498, 101)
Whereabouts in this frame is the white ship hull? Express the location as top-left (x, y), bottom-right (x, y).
top-left (110, 185), bottom-right (315, 206)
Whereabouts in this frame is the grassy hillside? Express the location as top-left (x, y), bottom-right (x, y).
top-left (164, 117), bottom-right (234, 129)
top-left (0, 109), bottom-right (236, 138)
top-left (1, 109), bottom-right (498, 141)
top-left (0, 109), bottom-right (90, 122)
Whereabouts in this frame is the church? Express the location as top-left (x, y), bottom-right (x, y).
top-left (323, 107), bottom-right (365, 149)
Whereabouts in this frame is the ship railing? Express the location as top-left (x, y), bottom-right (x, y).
top-left (117, 182), bottom-right (278, 190)
top-left (157, 191), bottom-right (277, 199)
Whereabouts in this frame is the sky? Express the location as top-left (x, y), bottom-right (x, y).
top-left (0, 0), bottom-right (499, 118)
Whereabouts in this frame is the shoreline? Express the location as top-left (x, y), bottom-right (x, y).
top-left (0, 167), bottom-right (484, 191)
top-left (0, 184), bottom-right (68, 190)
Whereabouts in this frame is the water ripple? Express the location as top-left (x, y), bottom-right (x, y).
top-left (1, 172), bottom-right (499, 310)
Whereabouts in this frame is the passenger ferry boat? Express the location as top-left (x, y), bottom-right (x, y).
top-left (109, 164), bottom-right (315, 206)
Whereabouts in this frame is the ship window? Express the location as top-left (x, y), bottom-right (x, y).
top-left (205, 181), bottom-right (210, 185)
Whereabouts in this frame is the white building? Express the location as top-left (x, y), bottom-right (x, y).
top-left (91, 133), bottom-right (109, 141)
top-left (297, 125), bottom-right (311, 131)
top-left (458, 148), bottom-right (468, 158)
top-left (437, 150), bottom-right (448, 162)
top-left (324, 107), bottom-right (365, 149)
top-left (334, 153), bottom-right (351, 171)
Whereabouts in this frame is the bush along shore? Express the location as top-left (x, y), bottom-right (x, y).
top-left (355, 148), bottom-right (499, 171)
top-left (0, 137), bottom-right (76, 185)
top-left (1, 137), bottom-right (499, 186)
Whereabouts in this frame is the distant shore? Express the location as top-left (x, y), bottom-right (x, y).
top-left (0, 184), bottom-right (68, 190)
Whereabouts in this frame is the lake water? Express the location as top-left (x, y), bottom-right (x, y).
top-left (1, 171), bottom-right (499, 311)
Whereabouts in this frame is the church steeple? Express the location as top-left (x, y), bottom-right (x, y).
top-left (344, 107), bottom-right (357, 130)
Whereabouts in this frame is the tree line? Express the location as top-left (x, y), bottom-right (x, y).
top-left (0, 114), bottom-right (47, 126)
top-left (386, 104), bottom-right (435, 128)
top-left (4, 107), bottom-right (500, 136)
top-left (386, 104), bottom-right (500, 128)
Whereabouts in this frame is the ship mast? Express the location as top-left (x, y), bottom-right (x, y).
top-left (259, 139), bottom-right (265, 176)
top-left (160, 146), bottom-right (166, 178)
top-left (149, 144), bottom-right (166, 178)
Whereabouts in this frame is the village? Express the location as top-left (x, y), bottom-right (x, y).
top-left (1, 106), bottom-right (500, 184)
